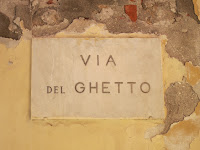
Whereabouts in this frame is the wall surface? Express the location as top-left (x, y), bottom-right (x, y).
top-left (0, 0), bottom-right (200, 150)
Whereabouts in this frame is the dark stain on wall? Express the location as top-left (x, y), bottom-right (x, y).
top-left (0, 12), bottom-right (22, 40)
top-left (176, 0), bottom-right (200, 24)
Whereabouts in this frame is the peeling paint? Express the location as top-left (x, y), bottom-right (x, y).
top-left (186, 62), bottom-right (200, 86)
top-left (161, 39), bottom-right (186, 91)
top-left (55, 18), bottom-right (158, 38)
top-left (162, 82), bottom-right (200, 134)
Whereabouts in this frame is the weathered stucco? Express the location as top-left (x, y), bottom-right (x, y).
top-left (0, 0), bottom-right (200, 150)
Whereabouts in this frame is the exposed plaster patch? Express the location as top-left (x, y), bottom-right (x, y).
top-left (57, 0), bottom-right (115, 23)
top-left (30, 0), bottom-right (116, 37)
top-left (32, 19), bottom-right (69, 37)
top-left (33, 7), bottom-right (63, 26)
top-left (41, 9), bottom-right (63, 25)
top-left (55, 18), bottom-right (158, 38)
top-left (93, 7), bottom-right (114, 21)
top-left (142, 0), bottom-right (176, 13)
top-left (15, 4), bottom-right (32, 30)
top-left (61, 18), bottom-right (100, 33)
top-left (162, 82), bottom-right (200, 134)
top-left (164, 15), bottom-right (200, 66)
top-left (140, 1), bottom-right (176, 25)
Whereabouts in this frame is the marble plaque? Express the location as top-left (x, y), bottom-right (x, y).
top-left (31, 38), bottom-right (164, 119)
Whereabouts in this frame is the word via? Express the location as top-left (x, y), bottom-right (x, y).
top-left (75, 82), bottom-right (151, 94)
top-left (80, 55), bottom-right (116, 66)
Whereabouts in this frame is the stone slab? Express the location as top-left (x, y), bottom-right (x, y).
top-left (31, 38), bottom-right (164, 119)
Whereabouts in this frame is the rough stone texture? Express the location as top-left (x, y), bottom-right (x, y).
top-left (32, 7), bottom-right (64, 26)
top-left (15, 4), bottom-right (32, 30)
top-left (163, 16), bottom-right (200, 66)
top-left (63, 18), bottom-right (99, 33)
top-left (162, 82), bottom-right (200, 134)
top-left (92, 7), bottom-right (114, 21)
top-left (140, 1), bottom-right (176, 25)
top-left (0, 12), bottom-right (22, 40)
top-left (177, 0), bottom-right (200, 23)
top-left (58, 0), bottom-right (115, 23)
top-left (0, 0), bottom-right (30, 38)
top-left (32, 19), bottom-right (69, 37)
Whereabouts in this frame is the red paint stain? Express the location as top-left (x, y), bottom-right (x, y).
top-left (124, 5), bottom-right (137, 22)
top-left (47, 0), bottom-right (54, 4)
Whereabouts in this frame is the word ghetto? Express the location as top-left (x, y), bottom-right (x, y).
top-left (46, 55), bottom-right (151, 94)
top-left (47, 82), bottom-right (151, 94)
top-left (74, 82), bottom-right (150, 93)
